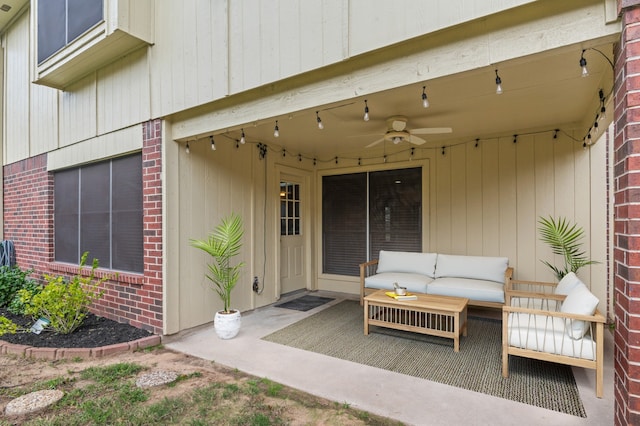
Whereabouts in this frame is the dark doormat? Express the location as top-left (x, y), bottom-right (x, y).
top-left (275, 295), bottom-right (334, 311)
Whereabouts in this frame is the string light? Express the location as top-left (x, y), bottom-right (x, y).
top-left (580, 50), bottom-right (588, 77)
top-left (363, 100), bottom-right (370, 121)
top-left (313, 158), bottom-right (317, 166)
top-left (298, 154), bottom-right (302, 162)
top-left (513, 134), bottom-right (518, 143)
top-left (335, 156), bottom-right (338, 164)
top-left (421, 86), bottom-right (429, 108)
top-left (410, 148), bottom-right (414, 161)
top-left (442, 146), bottom-right (445, 155)
top-left (316, 111), bottom-right (324, 130)
top-left (210, 135), bottom-right (216, 151)
top-left (185, 141), bottom-right (190, 154)
top-left (383, 155), bottom-right (387, 163)
top-left (274, 120), bottom-right (280, 137)
top-left (240, 129), bottom-right (246, 144)
top-left (553, 129), bottom-right (559, 139)
top-left (358, 157), bottom-right (361, 166)
top-left (475, 138), bottom-right (479, 148)
top-left (495, 69), bottom-right (503, 94)
top-left (282, 149), bottom-right (286, 157)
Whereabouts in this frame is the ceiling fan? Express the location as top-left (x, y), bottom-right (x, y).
top-left (365, 116), bottom-right (452, 148)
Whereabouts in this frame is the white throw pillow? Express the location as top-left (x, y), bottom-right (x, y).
top-left (560, 283), bottom-right (599, 339)
top-left (554, 272), bottom-right (581, 296)
top-left (434, 254), bottom-right (509, 283)
top-left (376, 250), bottom-right (437, 278)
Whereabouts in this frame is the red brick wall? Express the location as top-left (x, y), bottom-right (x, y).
top-left (614, 3), bottom-right (640, 425)
top-left (2, 119), bottom-right (164, 335)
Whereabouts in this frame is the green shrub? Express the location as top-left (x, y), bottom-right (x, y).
top-left (0, 265), bottom-right (36, 307)
top-left (19, 252), bottom-right (111, 334)
top-left (7, 280), bottom-right (42, 315)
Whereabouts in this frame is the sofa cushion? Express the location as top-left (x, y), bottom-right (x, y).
top-left (364, 272), bottom-right (432, 294)
top-left (434, 254), bottom-right (509, 284)
top-left (376, 250), bottom-right (437, 278)
top-left (561, 282), bottom-right (599, 339)
top-left (554, 272), bottom-right (582, 295)
top-left (426, 277), bottom-right (505, 303)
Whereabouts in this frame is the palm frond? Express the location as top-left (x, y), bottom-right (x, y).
top-left (538, 215), bottom-right (598, 280)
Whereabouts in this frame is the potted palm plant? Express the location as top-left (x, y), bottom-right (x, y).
top-left (538, 215), bottom-right (598, 280)
top-left (190, 213), bottom-right (245, 339)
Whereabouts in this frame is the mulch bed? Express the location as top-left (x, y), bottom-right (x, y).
top-left (0, 308), bottom-right (152, 348)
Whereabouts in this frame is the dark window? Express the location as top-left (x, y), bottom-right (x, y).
top-left (54, 154), bottom-right (143, 273)
top-left (37, 0), bottom-right (103, 63)
top-left (322, 168), bottom-right (422, 276)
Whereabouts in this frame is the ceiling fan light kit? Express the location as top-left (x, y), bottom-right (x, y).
top-left (364, 116), bottom-right (452, 148)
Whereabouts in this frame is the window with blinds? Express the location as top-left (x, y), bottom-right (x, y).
top-left (54, 153), bottom-right (143, 273)
top-left (322, 167), bottom-right (422, 276)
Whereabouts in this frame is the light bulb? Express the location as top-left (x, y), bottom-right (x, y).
top-left (316, 112), bottom-right (324, 130)
top-left (580, 51), bottom-right (589, 77)
top-left (185, 142), bottom-right (190, 154)
top-left (240, 129), bottom-right (245, 144)
top-left (364, 100), bottom-right (370, 121)
top-left (422, 86), bottom-right (429, 108)
top-left (210, 136), bottom-right (216, 151)
top-left (274, 120), bottom-right (280, 137)
top-left (495, 70), bottom-right (503, 95)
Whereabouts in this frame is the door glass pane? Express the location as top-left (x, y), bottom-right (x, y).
top-left (280, 181), bottom-right (301, 236)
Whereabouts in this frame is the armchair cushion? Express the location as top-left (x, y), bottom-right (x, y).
top-left (555, 272), bottom-right (582, 295)
top-left (561, 283), bottom-right (599, 339)
top-left (376, 250), bottom-right (437, 278)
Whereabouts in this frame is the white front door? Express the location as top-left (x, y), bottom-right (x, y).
top-left (279, 175), bottom-right (306, 294)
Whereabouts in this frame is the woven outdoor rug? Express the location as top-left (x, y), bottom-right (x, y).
top-left (262, 300), bottom-right (586, 417)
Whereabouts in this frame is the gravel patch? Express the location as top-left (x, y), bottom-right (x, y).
top-left (135, 370), bottom-right (179, 388)
top-left (5, 389), bottom-right (64, 416)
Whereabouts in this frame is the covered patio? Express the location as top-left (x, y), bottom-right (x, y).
top-left (164, 290), bottom-right (614, 425)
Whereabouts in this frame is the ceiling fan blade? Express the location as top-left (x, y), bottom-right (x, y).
top-left (408, 135), bottom-right (427, 145)
top-left (365, 138), bottom-right (385, 148)
top-left (411, 127), bottom-right (453, 135)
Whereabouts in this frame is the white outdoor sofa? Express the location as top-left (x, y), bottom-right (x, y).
top-left (359, 250), bottom-right (513, 308)
top-left (502, 273), bottom-right (605, 398)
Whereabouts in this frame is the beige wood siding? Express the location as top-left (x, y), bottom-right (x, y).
top-left (96, 48), bottom-right (150, 134)
top-left (316, 132), bottom-right (607, 304)
top-left (4, 11), bottom-right (29, 164)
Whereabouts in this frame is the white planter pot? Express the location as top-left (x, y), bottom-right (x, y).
top-left (214, 310), bottom-right (241, 339)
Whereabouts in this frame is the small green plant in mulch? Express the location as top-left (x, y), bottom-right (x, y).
top-left (0, 252), bottom-right (113, 336)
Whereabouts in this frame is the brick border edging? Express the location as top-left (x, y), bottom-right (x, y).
top-left (0, 335), bottom-right (162, 361)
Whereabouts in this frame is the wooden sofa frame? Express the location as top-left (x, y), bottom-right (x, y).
top-left (359, 258), bottom-right (513, 309)
top-left (502, 286), bottom-right (605, 398)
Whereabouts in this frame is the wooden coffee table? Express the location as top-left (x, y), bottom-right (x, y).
top-left (363, 290), bottom-right (469, 352)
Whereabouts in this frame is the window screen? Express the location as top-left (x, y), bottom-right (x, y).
top-left (54, 153), bottom-right (143, 273)
top-left (37, 0), bottom-right (103, 63)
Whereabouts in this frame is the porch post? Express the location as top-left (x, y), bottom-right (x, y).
top-left (614, 2), bottom-right (640, 425)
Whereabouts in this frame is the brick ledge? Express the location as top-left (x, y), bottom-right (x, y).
top-left (0, 335), bottom-right (161, 360)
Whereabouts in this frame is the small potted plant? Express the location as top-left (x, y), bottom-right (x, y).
top-left (190, 213), bottom-right (245, 339)
top-left (538, 215), bottom-right (598, 280)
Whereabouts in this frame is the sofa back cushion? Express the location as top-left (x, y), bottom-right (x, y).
top-left (376, 250), bottom-right (437, 278)
top-left (434, 254), bottom-right (509, 283)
